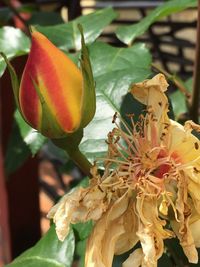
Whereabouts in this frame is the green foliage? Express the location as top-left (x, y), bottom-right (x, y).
top-left (116, 0), bottom-right (197, 45)
top-left (73, 221), bottom-right (93, 241)
top-left (5, 119), bottom-right (31, 175)
top-left (169, 78), bottom-right (192, 119)
top-left (80, 42), bottom-right (152, 162)
top-left (5, 111), bottom-right (46, 175)
top-left (14, 110), bottom-right (46, 155)
top-left (36, 8), bottom-right (117, 51)
top-left (28, 11), bottom-right (64, 26)
top-left (73, 214), bottom-right (93, 267)
top-left (5, 225), bottom-right (75, 267)
top-left (0, 26), bottom-right (30, 76)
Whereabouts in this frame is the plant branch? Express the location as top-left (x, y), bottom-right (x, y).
top-left (67, 148), bottom-right (92, 177)
top-left (52, 133), bottom-right (93, 177)
top-left (190, 1), bottom-right (200, 123)
top-left (151, 63), bottom-right (191, 100)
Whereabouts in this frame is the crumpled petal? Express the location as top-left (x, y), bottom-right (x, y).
top-left (131, 74), bottom-right (170, 147)
top-left (47, 189), bottom-right (82, 241)
top-left (114, 200), bottom-right (138, 255)
top-left (136, 197), bottom-right (173, 267)
top-left (189, 216), bottom-right (200, 247)
top-left (85, 193), bottom-right (129, 267)
top-left (48, 179), bottom-right (107, 241)
top-left (131, 74), bottom-right (169, 123)
top-left (170, 171), bottom-right (198, 263)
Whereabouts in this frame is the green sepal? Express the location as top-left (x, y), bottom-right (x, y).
top-left (0, 52), bottom-right (21, 112)
top-left (78, 24), bottom-right (96, 128)
top-left (52, 128), bottom-right (83, 150)
top-left (32, 79), bottom-right (68, 138)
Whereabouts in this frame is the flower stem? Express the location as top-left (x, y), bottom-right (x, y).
top-left (52, 130), bottom-right (92, 177)
top-left (190, 1), bottom-right (200, 123)
top-left (67, 148), bottom-right (92, 177)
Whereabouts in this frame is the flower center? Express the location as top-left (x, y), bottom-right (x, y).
top-left (153, 150), bottom-right (170, 178)
top-left (152, 150), bottom-right (181, 179)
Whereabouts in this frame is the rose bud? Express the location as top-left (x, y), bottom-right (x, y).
top-left (18, 31), bottom-right (95, 138)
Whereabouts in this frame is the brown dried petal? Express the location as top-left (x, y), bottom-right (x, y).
top-left (115, 200), bottom-right (138, 255)
top-left (48, 181), bottom-right (107, 241)
top-left (85, 193), bottom-right (129, 267)
top-left (171, 171), bottom-right (198, 263)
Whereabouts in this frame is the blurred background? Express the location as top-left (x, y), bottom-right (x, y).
top-left (0, 1), bottom-right (198, 266)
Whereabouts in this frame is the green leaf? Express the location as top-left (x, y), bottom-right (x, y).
top-left (28, 11), bottom-right (64, 26)
top-left (14, 110), bottom-right (46, 155)
top-left (169, 77), bottom-right (192, 118)
top-left (89, 42), bottom-right (151, 77)
top-left (76, 240), bottom-right (86, 267)
top-left (116, 0), bottom-right (197, 45)
top-left (0, 26), bottom-right (30, 76)
top-left (73, 220), bottom-right (93, 240)
top-left (79, 42), bottom-right (152, 162)
top-left (5, 120), bottom-right (30, 175)
top-left (5, 225), bottom-right (75, 267)
top-left (5, 111), bottom-right (46, 175)
top-left (35, 7), bottom-right (118, 51)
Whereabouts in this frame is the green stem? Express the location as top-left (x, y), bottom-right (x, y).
top-left (190, 1), bottom-right (200, 123)
top-left (52, 130), bottom-right (92, 177)
top-left (67, 148), bottom-right (92, 177)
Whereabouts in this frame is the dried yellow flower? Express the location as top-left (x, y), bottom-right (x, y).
top-left (48, 74), bottom-right (200, 267)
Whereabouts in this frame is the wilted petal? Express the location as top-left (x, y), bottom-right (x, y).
top-left (47, 189), bottom-right (82, 241)
top-left (48, 179), bottom-right (107, 241)
top-left (188, 178), bottom-right (200, 213)
top-left (136, 197), bottom-right (173, 266)
top-left (189, 216), bottom-right (200, 247)
top-left (85, 193), bottom-right (129, 267)
top-left (115, 200), bottom-right (138, 255)
top-left (131, 74), bottom-right (169, 123)
top-left (171, 171), bottom-right (198, 263)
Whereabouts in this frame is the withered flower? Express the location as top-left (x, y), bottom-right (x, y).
top-left (48, 74), bottom-right (200, 267)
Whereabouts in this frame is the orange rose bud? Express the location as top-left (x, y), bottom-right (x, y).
top-left (19, 31), bottom-right (89, 138)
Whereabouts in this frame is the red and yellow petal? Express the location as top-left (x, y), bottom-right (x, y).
top-left (20, 31), bottom-right (83, 135)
